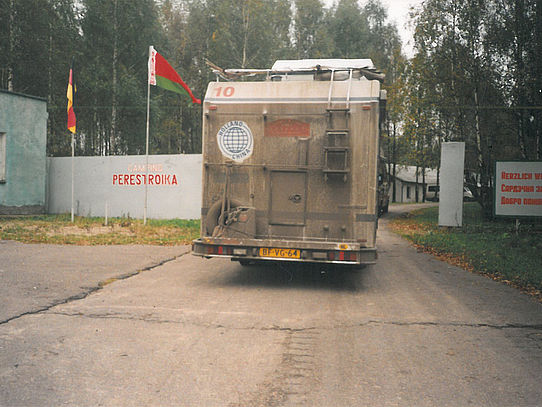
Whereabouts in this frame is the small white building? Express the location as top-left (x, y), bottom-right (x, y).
top-left (0, 90), bottom-right (48, 214)
top-left (390, 165), bottom-right (438, 203)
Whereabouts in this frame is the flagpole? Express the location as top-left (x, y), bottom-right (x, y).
top-left (71, 132), bottom-right (75, 223)
top-left (144, 45), bottom-right (152, 225)
top-left (67, 57), bottom-right (76, 223)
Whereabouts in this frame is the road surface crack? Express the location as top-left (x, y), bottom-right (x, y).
top-left (36, 309), bottom-right (542, 333)
top-left (0, 252), bottom-right (188, 326)
top-left (362, 320), bottom-right (542, 330)
top-left (0, 287), bottom-right (102, 325)
top-left (44, 311), bottom-right (323, 332)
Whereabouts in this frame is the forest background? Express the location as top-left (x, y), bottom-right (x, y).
top-left (1, 0), bottom-right (541, 215)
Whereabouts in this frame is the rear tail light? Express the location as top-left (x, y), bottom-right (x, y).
top-left (207, 245), bottom-right (233, 255)
top-left (328, 251), bottom-right (357, 262)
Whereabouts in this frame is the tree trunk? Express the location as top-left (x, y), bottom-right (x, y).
top-left (535, 0), bottom-right (542, 159)
top-left (47, 18), bottom-right (53, 153)
top-left (473, 88), bottom-right (483, 174)
top-left (422, 167), bottom-right (426, 202)
top-left (241, 2), bottom-right (250, 68)
top-left (474, 86), bottom-right (492, 217)
top-left (8, 0), bottom-right (15, 91)
top-left (415, 165), bottom-right (419, 203)
top-left (515, 0), bottom-right (528, 159)
top-left (110, 0), bottom-right (119, 155)
top-left (392, 122), bottom-right (396, 203)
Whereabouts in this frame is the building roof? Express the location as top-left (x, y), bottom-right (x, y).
top-left (392, 165), bottom-right (438, 184)
top-left (0, 89), bottom-right (46, 102)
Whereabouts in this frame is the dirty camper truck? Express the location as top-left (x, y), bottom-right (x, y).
top-left (192, 59), bottom-right (386, 267)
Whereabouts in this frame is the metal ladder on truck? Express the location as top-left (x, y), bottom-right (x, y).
top-left (323, 69), bottom-right (353, 183)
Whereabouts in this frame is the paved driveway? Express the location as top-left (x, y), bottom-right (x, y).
top-left (1, 206), bottom-right (541, 406)
top-left (0, 241), bottom-right (189, 323)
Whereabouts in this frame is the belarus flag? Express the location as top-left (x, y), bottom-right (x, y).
top-left (148, 46), bottom-right (201, 104)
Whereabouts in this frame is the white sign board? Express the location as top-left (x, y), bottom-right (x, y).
top-left (47, 154), bottom-right (202, 219)
top-left (494, 161), bottom-right (542, 217)
top-left (438, 142), bottom-right (465, 227)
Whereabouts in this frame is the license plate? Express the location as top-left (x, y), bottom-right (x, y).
top-left (259, 248), bottom-right (300, 259)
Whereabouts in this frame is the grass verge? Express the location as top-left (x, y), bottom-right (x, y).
top-left (0, 214), bottom-right (200, 245)
top-left (389, 203), bottom-right (542, 302)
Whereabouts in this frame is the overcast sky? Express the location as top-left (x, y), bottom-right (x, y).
top-left (380, 0), bottom-right (423, 56)
top-left (324, 0), bottom-right (425, 57)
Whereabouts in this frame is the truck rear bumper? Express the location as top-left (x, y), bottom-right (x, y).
top-left (192, 237), bottom-right (377, 265)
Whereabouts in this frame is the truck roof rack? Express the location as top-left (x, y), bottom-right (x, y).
top-left (205, 58), bottom-right (385, 83)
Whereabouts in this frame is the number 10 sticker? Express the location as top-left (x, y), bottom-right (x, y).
top-left (214, 86), bottom-right (235, 97)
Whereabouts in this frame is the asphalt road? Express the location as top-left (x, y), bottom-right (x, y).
top-left (0, 242), bottom-right (190, 324)
top-left (1, 205), bottom-right (541, 406)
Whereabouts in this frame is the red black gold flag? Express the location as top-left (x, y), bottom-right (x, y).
top-left (67, 60), bottom-right (76, 134)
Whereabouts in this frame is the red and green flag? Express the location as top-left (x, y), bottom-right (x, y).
top-left (148, 46), bottom-right (201, 104)
top-left (67, 60), bottom-right (76, 133)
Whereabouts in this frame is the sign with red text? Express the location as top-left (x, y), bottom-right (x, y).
top-left (495, 161), bottom-right (542, 217)
top-left (47, 154), bottom-right (202, 219)
top-left (112, 163), bottom-right (178, 186)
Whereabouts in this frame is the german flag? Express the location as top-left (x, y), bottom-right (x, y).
top-left (67, 60), bottom-right (76, 134)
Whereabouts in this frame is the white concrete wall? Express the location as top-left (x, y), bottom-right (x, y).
top-left (47, 154), bottom-right (202, 219)
top-left (439, 142), bottom-right (465, 227)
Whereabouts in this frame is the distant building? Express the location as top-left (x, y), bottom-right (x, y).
top-left (390, 165), bottom-right (438, 203)
top-left (0, 90), bottom-right (48, 214)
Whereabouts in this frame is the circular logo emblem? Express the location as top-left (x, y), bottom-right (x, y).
top-left (217, 121), bottom-right (254, 162)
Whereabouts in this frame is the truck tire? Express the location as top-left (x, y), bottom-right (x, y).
top-left (204, 198), bottom-right (244, 236)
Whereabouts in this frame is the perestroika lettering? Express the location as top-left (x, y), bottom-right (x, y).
top-left (112, 173), bottom-right (178, 186)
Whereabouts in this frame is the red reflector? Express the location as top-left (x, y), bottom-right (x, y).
top-left (328, 251), bottom-right (335, 261)
top-left (209, 105), bottom-right (218, 111)
top-left (218, 246), bottom-right (223, 255)
top-left (339, 251), bottom-right (345, 261)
